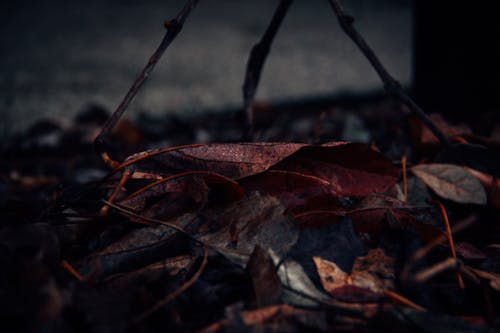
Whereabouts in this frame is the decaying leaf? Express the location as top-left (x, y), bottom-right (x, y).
top-left (313, 256), bottom-right (349, 292)
top-left (240, 170), bottom-right (339, 214)
top-left (289, 216), bottom-right (365, 275)
top-left (121, 142), bottom-right (307, 179)
top-left (197, 192), bottom-right (299, 267)
top-left (77, 213), bottom-right (197, 278)
top-left (274, 143), bottom-right (400, 196)
top-left (314, 249), bottom-right (395, 301)
top-left (246, 246), bottom-right (283, 307)
top-left (411, 163), bottom-right (487, 205)
top-left (103, 254), bottom-right (194, 289)
top-left (118, 172), bottom-right (244, 216)
top-left (270, 250), bottom-right (331, 307)
top-left (350, 248), bottom-right (396, 293)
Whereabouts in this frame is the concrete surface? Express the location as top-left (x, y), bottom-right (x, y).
top-left (0, 0), bottom-right (412, 135)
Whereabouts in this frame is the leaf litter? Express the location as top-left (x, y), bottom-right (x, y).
top-left (2, 8), bottom-right (500, 331)
top-left (1, 97), bottom-right (499, 333)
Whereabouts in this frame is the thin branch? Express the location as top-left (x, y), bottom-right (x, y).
top-left (400, 215), bottom-right (475, 283)
top-left (242, 0), bottom-right (293, 140)
top-left (95, 0), bottom-right (200, 160)
top-left (61, 260), bottom-right (83, 281)
top-left (432, 200), bottom-right (465, 289)
top-left (383, 290), bottom-right (425, 311)
top-left (413, 257), bottom-right (462, 284)
top-left (327, 0), bottom-right (450, 147)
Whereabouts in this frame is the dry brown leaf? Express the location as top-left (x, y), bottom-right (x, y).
top-left (313, 256), bottom-right (349, 292)
top-left (314, 249), bottom-right (395, 298)
top-left (411, 163), bottom-right (487, 205)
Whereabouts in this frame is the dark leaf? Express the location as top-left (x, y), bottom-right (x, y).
top-left (274, 143), bottom-right (400, 196)
top-left (289, 216), bottom-right (365, 276)
top-left (240, 170), bottom-right (339, 214)
top-left (103, 254), bottom-right (193, 289)
top-left (77, 213), bottom-right (196, 278)
top-left (118, 171), bottom-right (244, 217)
top-left (196, 192), bottom-right (299, 267)
top-left (246, 246), bottom-right (282, 307)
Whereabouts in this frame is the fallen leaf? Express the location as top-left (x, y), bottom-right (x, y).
top-left (246, 246), bottom-right (282, 307)
top-left (314, 249), bottom-right (395, 301)
top-left (313, 256), bottom-right (349, 292)
top-left (77, 213), bottom-right (197, 278)
top-left (295, 208), bottom-right (443, 244)
top-left (240, 170), bottom-right (339, 214)
top-left (274, 143), bottom-right (400, 196)
top-left (121, 142), bottom-right (307, 179)
top-left (464, 166), bottom-right (500, 209)
top-left (103, 254), bottom-right (194, 289)
top-left (289, 216), bottom-right (365, 275)
top-left (118, 171), bottom-right (244, 215)
top-left (196, 192), bottom-right (299, 267)
top-left (350, 248), bottom-right (395, 293)
top-left (270, 250), bottom-right (331, 307)
top-left (411, 163), bottom-right (487, 204)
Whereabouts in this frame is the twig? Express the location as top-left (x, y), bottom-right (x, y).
top-left (401, 155), bottom-right (408, 202)
top-left (133, 245), bottom-right (209, 323)
top-left (102, 199), bottom-right (193, 237)
top-left (400, 215), bottom-right (474, 282)
top-left (242, 0), bottom-right (293, 140)
top-left (100, 169), bottom-right (133, 216)
top-left (327, 0), bottom-right (450, 147)
top-left (432, 200), bottom-right (465, 289)
top-left (95, 0), bottom-right (200, 162)
top-left (61, 260), bottom-right (83, 281)
top-left (383, 290), bottom-right (425, 311)
top-left (414, 257), bottom-right (461, 284)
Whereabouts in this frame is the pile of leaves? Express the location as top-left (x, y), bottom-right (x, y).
top-left (1, 99), bottom-right (499, 333)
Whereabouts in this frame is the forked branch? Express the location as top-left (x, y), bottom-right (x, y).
top-left (242, 0), bottom-right (293, 140)
top-left (95, 0), bottom-right (200, 166)
top-left (327, 0), bottom-right (450, 147)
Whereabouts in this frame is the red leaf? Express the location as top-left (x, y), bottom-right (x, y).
top-left (120, 142), bottom-right (306, 179)
top-left (240, 170), bottom-right (339, 214)
top-left (273, 143), bottom-right (400, 196)
top-left (295, 208), bottom-right (443, 244)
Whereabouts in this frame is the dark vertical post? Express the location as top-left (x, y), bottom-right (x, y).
top-left (414, 1), bottom-right (500, 127)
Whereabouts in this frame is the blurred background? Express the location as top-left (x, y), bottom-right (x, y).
top-left (1, 0), bottom-right (498, 138)
top-left (0, 0), bottom-right (412, 137)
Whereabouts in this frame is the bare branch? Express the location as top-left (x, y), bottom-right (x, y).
top-left (242, 0), bottom-right (293, 140)
top-left (327, 0), bottom-right (450, 147)
top-left (95, 0), bottom-right (200, 160)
